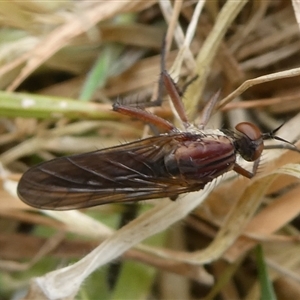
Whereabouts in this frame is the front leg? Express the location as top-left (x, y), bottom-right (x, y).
top-left (233, 158), bottom-right (260, 179)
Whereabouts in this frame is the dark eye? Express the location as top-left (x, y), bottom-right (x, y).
top-left (234, 122), bottom-right (264, 161)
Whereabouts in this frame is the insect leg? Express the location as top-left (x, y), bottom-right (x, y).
top-left (152, 37), bottom-right (190, 126)
top-left (233, 158), bottom-right (260, 179)
top-left (162, 70), bottom-right (189, 125)
top-left (197, 91), bottom-right (220, 129)
top-left (112, 102), bottom-right (176, 132)
top-left (181, 75), bottom-right (198, 95)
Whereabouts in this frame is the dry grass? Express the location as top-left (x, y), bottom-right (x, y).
top-left (1, 1), bottom-right (300, 299)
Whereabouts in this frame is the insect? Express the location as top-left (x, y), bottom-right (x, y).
top-left (17, 66), bottom-right (299, 210)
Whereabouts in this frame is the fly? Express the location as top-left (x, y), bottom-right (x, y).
top-left (17, 65), bottom-right (299, 210)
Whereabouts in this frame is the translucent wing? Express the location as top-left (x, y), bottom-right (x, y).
top-left (17, 134), bottom-right (205, 210)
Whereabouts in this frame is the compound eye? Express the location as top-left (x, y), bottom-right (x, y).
top-left (234, 122), bottom-right (264, 161)
top-left (235, 122), bottom-right (262, 141)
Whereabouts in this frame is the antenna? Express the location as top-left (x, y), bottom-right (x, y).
top-left (262, 123), bottom-right (300, 153)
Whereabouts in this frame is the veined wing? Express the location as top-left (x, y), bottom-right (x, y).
top-left (17, 134), bottom-right (204, 210)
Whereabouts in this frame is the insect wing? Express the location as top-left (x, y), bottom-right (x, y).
top-left (17, 135), bottom-right (192, 210)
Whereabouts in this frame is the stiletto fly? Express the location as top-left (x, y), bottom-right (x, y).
top-left (17, 59), bottom-right (299, 210)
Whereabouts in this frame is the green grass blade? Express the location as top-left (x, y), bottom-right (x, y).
top-left (255, 244), bottom-right (277, 300)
